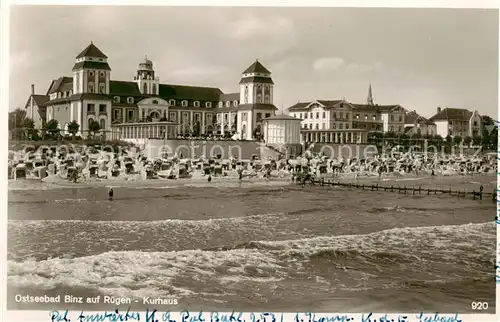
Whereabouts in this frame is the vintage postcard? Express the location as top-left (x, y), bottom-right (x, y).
top-left (3, 2), bottom-right (498, 320)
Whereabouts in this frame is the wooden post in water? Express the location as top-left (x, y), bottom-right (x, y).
top-left (479, 185), bottom-right (483, 200)
top-left (404, 185), bottom-right (407, 194)
top-left (419, 186), bottom-right (422, 194)
top-left (391, 185), bottom-right (394, 192)
top-left (362, 184), bottom-right (364, 190)
top-left (376, 183), bottom-right (379, 191)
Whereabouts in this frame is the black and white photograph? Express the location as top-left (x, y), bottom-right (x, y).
top-left (6, 4), bottom-right (498, 314)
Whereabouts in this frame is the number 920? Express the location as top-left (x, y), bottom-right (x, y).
top-left (471, 302), bottom-right (489, 310)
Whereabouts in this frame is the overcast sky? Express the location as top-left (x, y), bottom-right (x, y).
top-left (9, 6), bottom-right (498, 118)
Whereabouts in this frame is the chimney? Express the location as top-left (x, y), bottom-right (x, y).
top-left (31, 84), bottom-right (35, 95)
top-left (437, 107), bottom-right (441, 113)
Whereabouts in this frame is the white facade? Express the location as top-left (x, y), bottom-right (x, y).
top-left (290, 101), bottom-right (331, 130)
top-left (262, 116), bottom-right (302, 145)
top-left (434, 120), bottom-right (448, 138)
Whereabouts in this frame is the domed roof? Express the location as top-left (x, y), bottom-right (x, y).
top-left (139, 55), bottom-right (153, 70)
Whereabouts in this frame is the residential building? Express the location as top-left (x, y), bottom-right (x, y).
top-left (429, 107), bottom-right (482, 138)
top-left (24, 42), bottom-right (277, 141)
top-left (404, 110), bottom-right (437, 136)
top-left (262, 114), bottom-right (302, 157)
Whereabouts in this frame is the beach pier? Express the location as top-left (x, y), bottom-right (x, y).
top-left (312, 180), bottom-right (492, 201)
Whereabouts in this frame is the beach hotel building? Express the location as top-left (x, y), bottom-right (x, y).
top-left (286, 85), bottom-right (406, 144)
top-left (24, 42), bottom-right (279, 145)
top-left (428, 107), bottom-right (482, 138)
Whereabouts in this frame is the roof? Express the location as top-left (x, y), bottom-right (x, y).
top-left (237, 103), bottom-right (278, 111)
top-left (219, 93), bottom-right (240, 101)
top-left (429, 108), bottom-right (473, 121)
top-left (47, 77), bottom-right (73, 94)
top-left (405, 111), bottom-right (435, 125)
top-left (317, 100), bottom-right (344, 106)
top-left (239, 76), bottom-right (274, 85)
top-left (110, 81), bottom-right (142, 96)
top-left (288, 102), bottom-right (312, 111)
top-left (287, 100), bottom-right (350, 111)
top-left (72, 61), bottom-right (111, 71)
top-left (404, 126), bottom-right (414, 134)
top-left (158, 84), bottom-right (223, 101)
top-left (263, 114), bottom-right (301, 121)
top-left (76, 43), bottom-right (108, 59)
top-left (32, 95), bottom-right (50, 107)
top-left (243, 60), bottom-right (271, 74)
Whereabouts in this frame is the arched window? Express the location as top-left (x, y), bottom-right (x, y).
top-left (88, 71), bottom-right (94, 77)
top-left (264, 95), bottom-right (270, 103)
top-left (88, 82), bottom-right (94, 93)
top-left (152, 100), bottom-right (158, 105)
top-left (182, 100), bottom-right (188, 107)
top-left (194, 101), bottom-right (200, 107)
top-left (152, 84), bottom-right (157, 94)
top-left (226, 101), bottom-right (230, 108)
top-left (88, 118), bottom-right (94, 129)
top-left (218, 102), bottom-right (223, 108)
top-left (257, 94), bottom-right (262, 102)
top-left (143, 83), bottom-right (147, 94)
top-left (99, 83), bottom-right (105, 93)
top-left (169, 99), bottom-right (176, 106)
top-left (233, 100), bottom-right (238, 107)
top-left (114, 96), bottom-right (120, 103)
top-left (206, 102), bottom-right (212, 108)
top-left (100, 119), bottom-right (105, 130)
top-left (127, 97), bottom-right (134, 104)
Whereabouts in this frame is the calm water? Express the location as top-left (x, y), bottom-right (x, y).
top-left (7, 176), bottom-right (497, 312)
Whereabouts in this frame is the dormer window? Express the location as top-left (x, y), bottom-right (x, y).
top-left (114, 96), bottom-right (120, 103)
top-left (206, 102), bottom-right (212, 108)
top-left (182, 100), bottom-right (188, 107)
top-left (152, 100), bottom-right (158, 105)
top-left (233, 100), bottom-right (238, 107)
top-left (127, 97), bottom-right (134, 104)
top-left (169, 99), bottom-right (176, 106)
top-left (218, 102), bottom-right (223, 108)
top-left (226, 101), bottom-right (230, 108)
top-left (194, 101), bottom-right (200, 107)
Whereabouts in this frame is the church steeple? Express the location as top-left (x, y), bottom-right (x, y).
top-left (366, 83), bottom-right (374, 105)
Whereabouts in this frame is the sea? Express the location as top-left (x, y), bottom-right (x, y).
top-left (7, 175), bottom-right (497, 313)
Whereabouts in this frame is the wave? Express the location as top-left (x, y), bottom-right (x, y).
top-left (8, 222), bottom-right (495, 299)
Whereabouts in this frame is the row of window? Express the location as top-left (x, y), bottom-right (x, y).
top-left (87, 104), bottom-right (107, 114)
top-left (112, 96), bottom-right (240, 108)
top-left (88, 70), bottom-right (106, 78)
top-left (55, 90), bottom-right (73, 99)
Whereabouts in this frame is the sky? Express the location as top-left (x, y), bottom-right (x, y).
top-left (8, 5), bottom-right (499, 118)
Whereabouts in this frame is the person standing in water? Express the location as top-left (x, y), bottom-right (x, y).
top-left (108, 187), bottom-right (114, 201)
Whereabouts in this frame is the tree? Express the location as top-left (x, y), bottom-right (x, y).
top-left (9, 108), bottom-right (26, 131)
top-left (193, 121), bottom-right (201, 137)
top-left (68, 121), bottom-right (80, 140)
top-left (44, 119), bottom-right (60, 139)
top-left (22, 118), bottom-right (36, 140)
top-left (88, 119), bottom-right (101, 138)
top-left (472, 135), bottom-right (482, 146)
top-left (463, 136), bottom-right (472, 147)
top-left (445, 135), bottom-right (453, 146)
top-left (453, 135), bottom-right (462, 146)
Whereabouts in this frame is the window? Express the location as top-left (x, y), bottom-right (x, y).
top-left (304, 113), bottom-right (308, 119)
top-left (316, 112), bottom-right (319, 119)
top-left (233, 100), bottom-right (238, 107)
top-left (264, 95), bottom-right (270, 103)
top-left (99, 83), bottom-right (105, 93)
top-left (87, 104), bottom-right (95, 113)
top-left (169, 112), bottom-right (177, 121)
top-left (100, 119), bottom-right (105, 130)
top-left (99, 104), bottom-right (106, 113)
top-left (356, 114), bottom-right (360, 119)
top-left (391, 115), bottom-right (394, 121)
top-left (168, 99), bottom-right (175, 106)
top-left (256, 113), bottom-right (262, 121)
top-left (143, 83), bottom-right (147, 94)
top-left (309, 112), bottom-right (313, 118)
top-left (257, 94), bottom-right (262, 102)
top-left (339, 123), bottom-right (343, 129)
top-left (128, 110), bottom-right (134, 121)
top-left (345, 123), bottom-right (349, 129)
top-left (152, 100), bottom-right (158, 105)
top-left (99, 71), bottom-right (105, 77)
top-left (265, 113), bottom-right (271, 118)
top-left (127, 97), bottom-right (134, 104)
top-left (309, 124), bottom-right (312, 129)
top-left (182, 100), bottom-right (188, 107)
top-left (242, 113), bottom-right (248, 121)
top-left (113, 109), bottom-right (120, 119)
top-left (89, 71), bottom-right (94, 77)
top-left (399, 115), bottom-right (402, 122)
top-left (364, 114), bottom-right (368, 120)
top-left (315, 124), bottom-right (319, 130)
top-left (88, 82), bottom-right (95, 93)
top-left (339, 112), bottom-right (343, 119)
top-left (224, 114), bottom-right (228, 122)
top-left (88, 118), bottom-right (94, 128)
top-left (473, 121), bottom-right (477, 126)
top-left (206, 102), bottom-right (212, 108)
top-left (194, 101), bottom-right (200, 107)
top-left (218, 102), bottom-right (223, 108)
top-left (322, 112), bottom-right (326, 118)
top-left (372, 115), bottom-right (376, 121)
top-left (299, 113), bottom-right (303, 119)
top-left (226, 101), bottom-right (230, 108)
top-left (113, 96), bottom-right (120, 103)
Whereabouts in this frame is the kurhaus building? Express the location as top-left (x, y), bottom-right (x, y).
top-left (25, 42), bottom-right (278, 142)
top-left (286, 85), bottom-right (406, 144)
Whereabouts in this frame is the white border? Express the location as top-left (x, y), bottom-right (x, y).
top-left (1, 1), bottom-right (499, 322)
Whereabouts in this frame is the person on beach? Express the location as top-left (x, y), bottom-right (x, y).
top-left (208, 174), bottom-right (212, 182)
top-left (108, 188), bottom-right (114, 201)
